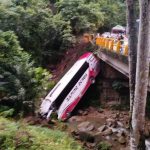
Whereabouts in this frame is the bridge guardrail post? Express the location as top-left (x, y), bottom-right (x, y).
top-left (116, 41), bottom-right (121, 54)
top-left (123, 45), bottom-right (128, 56)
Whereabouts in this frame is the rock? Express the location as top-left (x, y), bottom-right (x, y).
top-left (106, 118), bottom-right (115, 124)
top-left (82, 111), bottom-right (88, 116)
top-left (111, 128), bottom-right (119, 133)
top-left (118, 136), bottom-right (126, 144)
top-left (78, 110), bottom-right (84, 115)
top-left (78, 121), bottom-right (94, 132)
top-left (98, 125), bottom-right (107, 132)
top-left (105, 136), bottom-right (111, 140)
top-left (107, 121), bottom-right (112, 127)
top-left (117, 121), bottom-right (124, 127)
top-left (86, 142), bottom-right (96, 148)
top-left (102, 128), bottom-right (113, 136)
top-left (120, 118), bottom-right (124, 121)
top-left (145, 139), bottom-right (150, 150)
top-left (94, 131), bottom-right (102, 136)
top-left (98, 108), bottom-right (104, 113)
top-left (116, 130), bottom-right (127, 137)
top-left (68, 116), bottom-right (82, 122)
top-left (114, 113), bottom-right (120, 118)
top-left (78, 110), bottom-right (88, 116)
top-left (106, 118), bottom-right (117, 127)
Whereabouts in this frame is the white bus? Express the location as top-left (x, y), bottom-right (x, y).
top-left (40, 52), bottom-right (100, 121)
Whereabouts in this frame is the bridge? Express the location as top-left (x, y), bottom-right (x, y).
top-left (95, 37), bottom-right (150, 91)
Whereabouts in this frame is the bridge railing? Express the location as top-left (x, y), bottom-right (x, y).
top-left (96, 37), bottom-right (128, 56)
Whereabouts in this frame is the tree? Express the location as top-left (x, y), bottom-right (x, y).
top-left (0, 31), bottom-right (53, 115)
top-left (98, 0), bottom-right (126, 31)
top-left (126, 0), bottom-right (138, 117)
top-left (55, 0), bottom-right (104, 34)
top-left (0, 0), bottom-right (74, 64)
top-left (130, 0), bottom-right (150, 149)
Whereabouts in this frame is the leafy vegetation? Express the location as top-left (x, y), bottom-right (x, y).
top-left (0, 31), bottom-right (54, 115)
top-left (0, 117), bottom-right (83, 150)
top-left (55, 0), bottom-right (105, 34)
top-left (97, 141), bottom-right (111, 150)
top-left (0, 0), bottom-right (75, 64)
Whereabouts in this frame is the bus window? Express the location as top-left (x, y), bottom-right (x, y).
top-left (55, 62), bottom-right (89, 108)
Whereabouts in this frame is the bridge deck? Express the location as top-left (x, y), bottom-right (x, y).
top-left (96, 49), bottom-right (150, 91)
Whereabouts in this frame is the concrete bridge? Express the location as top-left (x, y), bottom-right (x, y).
top-left (95, 37), bottom-right (150, 91)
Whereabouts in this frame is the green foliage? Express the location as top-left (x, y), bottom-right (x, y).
top-left (98, 0), bottom-right (126, 30)
top-left (56, 0), bottom-right (104, 33)
top-left (0, 108), bottom-right (15, 118)
top-left (0, 117), bottom-right (83, 150)
top-left (0, 0), bottom-right (74, 64)
top-left (0, 106), bottom-right (10, 113)
top-left (0, 31), bottom-right (53, 114)
top-left (97, 141), bottom-right (111, 150)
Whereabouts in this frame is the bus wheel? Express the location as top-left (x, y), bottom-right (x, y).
top-left (90, 77), bottom-right (95, 84)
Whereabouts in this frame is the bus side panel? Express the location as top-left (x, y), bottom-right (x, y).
top-left (59, 78), bottom-right (92, 121)
top-left (58, 59), bottom-right (100, 120)
top-left (58, 69), bottom-right (91, 120)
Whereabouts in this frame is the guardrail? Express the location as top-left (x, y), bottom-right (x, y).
top-left (96, 37), bottom-right (128, 56)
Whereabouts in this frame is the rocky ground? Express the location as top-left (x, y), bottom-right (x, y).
top-left (24, 106), bottom-right (150, 150)
top-left (66, 107), bottom-right (130, 150)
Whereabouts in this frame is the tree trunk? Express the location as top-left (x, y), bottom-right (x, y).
top-left (130, 0), bottom-right (150, 149)
top-left (126, 0), bottom-right (138, 118)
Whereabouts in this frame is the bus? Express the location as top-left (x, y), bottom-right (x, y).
top-left (40, 52), bottom-right (100, 121)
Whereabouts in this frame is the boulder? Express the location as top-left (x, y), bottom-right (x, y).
top-left (118, 136), bottom-right (126, 144)
top-left (86, 142), bottom-right (96, 148)
top-left (117, 121), bottom-right (124, 127)
top-left (68, 116), bottom-right (82, 122)
top-left (78, 110), bottom-right (84, 115)
top-left (102, 128), bottom-right (113, 136)
top-left (98, 125), bottom-right (107, 132)
top-left (82, 111), bottom-right (88, 116)
top-left (97, 108), bottom-right (104, 113)
top-left (106, 118), bottom-right (115, 125)
top-left (78, 121), bottom-right (94, 132)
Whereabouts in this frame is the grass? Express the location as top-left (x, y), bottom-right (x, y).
top-left (97, 141), bottom-right (111, 150)
top-left (0, 117), bottom-right (83, 150)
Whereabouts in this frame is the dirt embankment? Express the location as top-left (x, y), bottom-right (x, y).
top-left (49, 41), bottom-right (96, 81)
